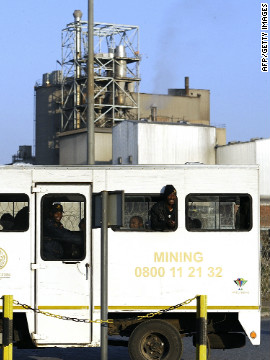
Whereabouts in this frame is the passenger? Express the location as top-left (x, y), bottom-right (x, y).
top-left (188, 217), bottom-right (202, 229)
top-left (0, 213), bottom-right (15, 231)
top-left (14, 206), bottom-right (29, 231)
top-left (129, 215), bottom-right (144, 229)
top-left (150, 185), bottom-right (177, 231)
top-left (79, 218), bottom-right (86, 232)
top-left (235, 198), bottom-right (250, 230)
top-left (43, 203), bottom-right (81, 260)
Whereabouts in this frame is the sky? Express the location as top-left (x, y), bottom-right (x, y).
top-left (0, 0), bottom-right (269, 164)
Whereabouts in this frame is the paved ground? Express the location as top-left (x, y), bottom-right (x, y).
top-left (1, 317), bottom-right (269, 360)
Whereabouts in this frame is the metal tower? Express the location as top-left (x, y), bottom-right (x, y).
top-left (61, 11), bottom-right (140, 131)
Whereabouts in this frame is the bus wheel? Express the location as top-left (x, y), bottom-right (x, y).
top-left (128, 319), bottom-right (183, 360)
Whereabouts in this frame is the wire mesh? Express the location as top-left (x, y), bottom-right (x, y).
top-left (261, 229), bottom-right (270, 303)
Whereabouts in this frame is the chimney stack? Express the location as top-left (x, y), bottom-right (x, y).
top-left (150, 104), bottom-right (157, 122)
top-left (185, 76), bottom-right (189, 96)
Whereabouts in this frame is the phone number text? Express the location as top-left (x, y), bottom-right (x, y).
top-left (135, 266), bottom-right (222, 278)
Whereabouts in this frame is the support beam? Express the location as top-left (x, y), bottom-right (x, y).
top-left (87, 0), bottom-right (95, 164)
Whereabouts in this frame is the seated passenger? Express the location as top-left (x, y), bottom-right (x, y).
top-left (0, 213), bottom-right (15, 231)
top-left (14, 206), bottom-right (29, 231)
top-left (129, 215), bottom-right (144, 229)
top-left (79, 218), bottom-right (86, 232)
top-left (150, 185), bottom-right (177, 231)
top-left (188, 217), bottom-right (202, 229)
top-left (235, 198), bottom-right (250, 230)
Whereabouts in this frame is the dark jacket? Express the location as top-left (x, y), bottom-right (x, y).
top-left (43, 218), bottom-right (82, 260)
top-left (44, 218), bottom-right (81, 244)
top-left (150, 201), bottom-right (177, 231)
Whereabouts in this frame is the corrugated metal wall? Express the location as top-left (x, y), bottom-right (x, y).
top-left (138, 123), bottom-right (216, 164)
top-left (216, 142), bottom-right (256, 164)
top-left (216, 139), bottom-right (270, 197)
top-left (112, 121), bottom-right (138, 165)
top-left (256, 139), bottom-right (270, 196)
top-left (112, 121), bottom-right (216, 165)
top-left (59, 131), bottom-right (112, 165)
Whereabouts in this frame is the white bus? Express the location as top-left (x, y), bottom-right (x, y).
top-left (0, 165), bottom-right (260, 359)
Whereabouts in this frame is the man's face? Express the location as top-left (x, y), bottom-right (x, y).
top-left (53, 211), bottom-right (63, 223)
top-left (166, 192), bottom-right (177, 205)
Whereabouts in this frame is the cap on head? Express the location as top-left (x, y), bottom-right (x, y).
top-left (163, 185), bottom-right (176, 198)
top-left (51, 203), bottom-right (64, 213)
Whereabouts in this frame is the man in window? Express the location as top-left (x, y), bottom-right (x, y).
top-left (150, 185), bottom-right (177, 231)
top-left (43, 203), bottom-right (81, 260)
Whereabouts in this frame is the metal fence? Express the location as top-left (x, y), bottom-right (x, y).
top-left (261, 230), bottom-right (270, 304)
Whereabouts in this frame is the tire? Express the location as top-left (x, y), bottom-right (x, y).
top-left (128, 319), bottom-right (183, 360)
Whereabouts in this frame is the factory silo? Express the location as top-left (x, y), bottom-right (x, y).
top-left (115, 45), bottom-right (127, 106)
top-left (34, 73), bottom-right (62, 165)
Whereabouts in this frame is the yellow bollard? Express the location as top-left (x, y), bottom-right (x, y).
top-left (196, 295), bottom-right (207, 360)
top-left (2, 295), bottom-right (13, 360)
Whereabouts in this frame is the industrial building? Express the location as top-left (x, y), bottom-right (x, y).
top-left (35, 75), bottom-right (217, 165)
top-left (35, 11), bottom-right (140, 165)
top-left (33, 10), bottom-right (224, 166)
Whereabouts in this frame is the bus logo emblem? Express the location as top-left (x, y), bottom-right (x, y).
top-left (0, 248), bottom-right (8, 269)
top-left (234, 278), bottom-right (247, 290)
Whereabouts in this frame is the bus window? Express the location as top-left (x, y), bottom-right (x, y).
top-left (109, 194), bottom-right (159, 231)
top-left (41, 194), bottom-right (86, 261)
top-left (112, 190), bottom-right (178, 232)
top-left (114, 195), bottom-right (158, 231)
top-left (186, 194), bottom-right (252, 231)
top-left (0, 194), bottom-right (29, 232)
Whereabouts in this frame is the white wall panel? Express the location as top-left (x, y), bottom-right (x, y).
top-left (216, 142), bottom-right (256, 164)
top-left (217, 138), bottom-right (270, 197)
top-left (112, 121), bottom-right (216, 165)
top-left (256, 139), bottom-right (270, 196)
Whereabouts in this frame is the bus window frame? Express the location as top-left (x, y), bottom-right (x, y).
top-left (185, 193), bottom-right (253, 232)
top-left (0, 193), bottom-right (29, 232)
top-left (40, 193), bottom-right (86, 261)
top-left (112, 193), bottom-right (178, 232)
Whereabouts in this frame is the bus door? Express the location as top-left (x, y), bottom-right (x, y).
top-left (33, 184), bottom-right (92, 345)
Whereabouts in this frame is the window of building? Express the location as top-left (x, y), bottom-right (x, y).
top-left (0, 194), bottom-right (29, 232)
top-left (186, 194), bottom-right (252, 231)
top-left (41, 194), bottom-right (86, 261)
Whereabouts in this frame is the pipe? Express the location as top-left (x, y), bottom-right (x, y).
top-left (185, 76), bottom-right (189, 96)
top-left (73, 10), bottom-right (82, 129)
top-left (87, 0), bottom-right (95, 164)
top-left (150, 105), bottom-right (157, 122)
top-left (101, 191), bottom-right (109, 360)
